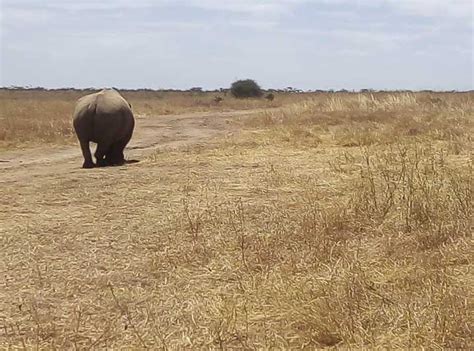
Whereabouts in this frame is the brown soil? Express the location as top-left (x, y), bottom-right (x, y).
top-left (0, 109), bottom-right (267, 183)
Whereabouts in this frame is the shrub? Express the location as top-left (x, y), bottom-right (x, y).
top-left (265, 93), bottom-right (275, 101)
top-left (230, 79), bottom-right (263, 98)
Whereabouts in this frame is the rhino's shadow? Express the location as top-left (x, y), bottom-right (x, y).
top-left (86, 159), bottom-right (140, 169)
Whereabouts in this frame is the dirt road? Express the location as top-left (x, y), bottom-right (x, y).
top-left (0, 109), bottom-right (266, 183)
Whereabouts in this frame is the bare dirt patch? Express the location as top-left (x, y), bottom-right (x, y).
top-left (0, 109), bottom-right (268, 183)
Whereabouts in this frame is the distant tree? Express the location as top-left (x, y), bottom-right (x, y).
top-left (230, 79), bottom-right (263, 98)
top-left (190, 87), bottom-right (203, 92)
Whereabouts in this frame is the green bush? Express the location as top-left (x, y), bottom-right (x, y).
top-left (230, 79), bottom-right (263, 98)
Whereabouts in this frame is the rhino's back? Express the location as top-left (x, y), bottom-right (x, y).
top-left (73, 89), bottom-right (130, 119)
top-left (95, 89), bottom-right (131, 115)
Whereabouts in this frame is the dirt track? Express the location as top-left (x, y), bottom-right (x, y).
top-left (0, 109), bottom-right (266, 183)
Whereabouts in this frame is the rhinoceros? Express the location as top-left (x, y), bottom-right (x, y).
top-left (72, 89), bottom-right (135, 168)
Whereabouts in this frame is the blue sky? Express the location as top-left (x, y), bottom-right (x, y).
top-left (1, 0), bottom-right (473, 90)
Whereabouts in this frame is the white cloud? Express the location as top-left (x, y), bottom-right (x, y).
top-left (3, 0), bottom-right (472, 17)
top-left (2, 0), bottom-right (303, 13)
top-left (384, 0), bottom-right (473, 18)
top-left (3, 0), bottom-right (471, 29)
top-left (3, 0), bottom-right (160, 10)
top-left (186, 0), bottom-right (305, 14)
top-left (179, 0), bottom-right (473, 19)
top-left (322, 0), bottom-right (473, 19)
top-left (229, 19), bottom-right (280, 30)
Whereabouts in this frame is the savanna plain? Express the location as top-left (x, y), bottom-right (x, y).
top-left (0, 89), bottom-right (472, 349)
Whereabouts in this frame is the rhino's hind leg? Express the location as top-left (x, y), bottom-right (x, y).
top-left (106, 130), bottom-right (133, 166)
top-left (105, 141), bottom-right (126, 166)
top-left (80, 140), bottom-right (95, 168)
top-left (94, 142), bottom-right (112, 167)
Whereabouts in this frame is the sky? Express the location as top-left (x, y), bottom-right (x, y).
top-left (0, 0), bottom-right (473, 90)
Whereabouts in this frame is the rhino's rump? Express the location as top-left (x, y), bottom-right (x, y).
top-left (73, 89), bottom-right (134, 144)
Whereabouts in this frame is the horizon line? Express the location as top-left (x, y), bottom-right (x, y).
top-left (1, 86), bottom-right (473, 93)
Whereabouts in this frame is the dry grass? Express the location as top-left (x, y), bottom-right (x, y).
top-left (247, 92), bottom-right (472, 143)
top-left (0, 91), bottom-right (473, 348)
top-left (0, 89), bottom-right (301, 150)
top-left (0, 93), bottom-right (76, 149)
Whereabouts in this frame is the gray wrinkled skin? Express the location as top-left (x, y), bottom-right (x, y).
top-left (72, 89), bottom-right (135, 168)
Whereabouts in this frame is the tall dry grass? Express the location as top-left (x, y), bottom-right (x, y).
top-left (246, 92), bottom-right (473, 151)
top-left (0, 96), bottom-right (76, 149)
top-left (0, 89), bottom-right (302, 149)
